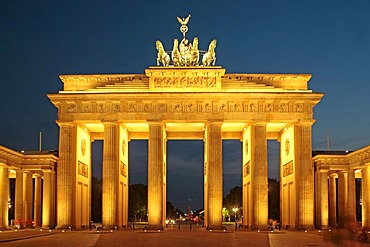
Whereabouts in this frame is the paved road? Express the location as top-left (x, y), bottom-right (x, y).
top-left (0, 228), bottom-right (369, 246)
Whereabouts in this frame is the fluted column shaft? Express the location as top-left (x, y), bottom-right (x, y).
top-left (205, 121), bottom-right (223, 230)
top-left (328, 174), bottom-right (337, 227)
top-left (0, 166), bottom-right (8, 229)
top-left (56, 123), bottom-right (76, 228)
top-left (102, 122), bottom-right (119, 228)
top-left (294, 122), bottom-right (314, 228)
top-left (346, 170), bottom-right (356, 229)
top-left (23, 171), bottom-right (33, 228)
top-left (15, 170), bottom-right (24, 227)
top-left (147, 122), bottom-right (165, 230)
top-left (362, 165), bottom-right (370, 228)
top-left (33, 175), bottom-right (42, 227)
top-left (316, 170), bottom-right (328, 229)
top-left (251, 123), bottom-right (268, 228)
top-left (337, 171), bottom-right (347, 228)
top-left (42, 170), bottom-right (55, 228)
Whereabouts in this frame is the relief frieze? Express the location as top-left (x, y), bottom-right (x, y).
top-left (219, 103), bottom-right (227, 112)
top-left (60, 100), bottom-right (311, 115)
top-left (265, 103), bottom-right (273, 112)
top-left (233, 103), bottom-right (242, 112)
top-left (153, 77), bottom-right (216, 88)
top-left (97, 104), bottom-right (106, 113)
top-left (113, 104), bottom-right (120, 112)
top-left (67, 104), bottom-right (76, 113)
top-left (187, 103), bottom-right (197, 112)
top-left (78, 161), bottom-right (88, 178)
top-left (82, 104), bottom-right (91, 113)
top-left (279, 103), bottom-right (288, 112)
top-left (120, 161), bottom-right (127, 177)
top-left (244, 161), bottom-right (250, 177)
top-left (157, 103), bottom-right (167, 112)
top-left (203, 102), bottom-right (212, 112)
top-left (283, 161), bottom-right (293, 177)
top-left (173, 103), bottom-right (182, 112)
top-left (128, 102), bottom-right (138, 112)
top-left (250, 103), bottom-right (258, 112)
top-left (143, 103), bottom-right (152, 112)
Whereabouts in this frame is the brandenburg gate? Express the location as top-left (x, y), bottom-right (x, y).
top-left (47, 16), bottom-right (324, 230)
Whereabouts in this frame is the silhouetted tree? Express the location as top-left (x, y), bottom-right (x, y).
top-left (91, 177), bottom-right (102, 223)
top-left (166, 201), bottom-right (177, 219)
top-left (268, 178), bottom-right (280, 220)
top-left (224, 186), bottom-right (242, 220)
top-left (129, 184), bottom-right (147, 222)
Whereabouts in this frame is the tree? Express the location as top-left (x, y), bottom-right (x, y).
top-left (223, 186), bottom-right (242, 220)
top-left (268, 178), bottom-right (280, 220)
top-left (91, 177), bottom-right (102, 223)
top-left (129, 184), bottom-right (147, 222)
top-left (166, 201), bottom-right (177, 220)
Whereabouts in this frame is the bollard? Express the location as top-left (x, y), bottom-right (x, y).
top-left (235, 222), bottom-right (237, 231)
top-left (190, 222), bottom-right (192, 230)
top-left (178, 222), bottom-right (180, 230)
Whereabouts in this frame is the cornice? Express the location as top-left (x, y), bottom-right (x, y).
top-left (0, 145), bottom-right (58, 170)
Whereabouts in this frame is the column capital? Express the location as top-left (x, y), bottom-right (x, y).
top-left (251, 121), bottom-right (268, 127)
top-left (206, 120), bottom-right (223, 126)
top-left (338, 170), bottom-right (349, 175)
top-left (318, 169), bottom-right (329, 174)
top-left (147, 120), bottom-right (164, 126)
top-left (42, 169), bottom-right (55, 174)
top-left (328, 173), bottom-right (337, 178)
top-left (33, 173), bottom-right (42, 178)
top-left (102, 121), bottom-right (118, 126)
top-left (295, 120), bottom-right (315, 126)
top-left (56, 121), bottom-right (76, 127)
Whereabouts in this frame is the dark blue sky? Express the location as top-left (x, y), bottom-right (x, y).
top-left (1, 0), bottom-right (370, 211)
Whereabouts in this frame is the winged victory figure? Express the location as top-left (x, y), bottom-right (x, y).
top-left (177, 14), bottom-right (191, 25)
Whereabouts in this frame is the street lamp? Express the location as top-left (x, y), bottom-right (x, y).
top-left (232, 208), bottom-right (238, 222)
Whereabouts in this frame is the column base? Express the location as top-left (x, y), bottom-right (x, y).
top-left (318, 225), bottom-right (329, 230)
top-left (42, 225), bottom-right (53, 230)
top-left (100, 225), bottom-right (120, 230)
top-left (206, 225), bottom-right (227, 231)
top-left (296, 225), bottom-right (315, 231)
top-left (55, 225), bottom-right (74, 230)
top-left (144, 225), bottom-right (164, 231)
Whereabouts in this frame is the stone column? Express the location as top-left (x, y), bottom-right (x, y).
top-left (328, 174), bottom-right (337, 228)
top-left (362, 164), bottom-right (370, 228)
top-left (147, 122), bottom-right (166, 230)
top-left (205, 121), bottom-right (223, 230)
top-left (102, 122), bottom-right (119, 229)
top-left (23, 171), bottom-right (33, 228)
top-left (0, 166), bottom-right (9, 229)
top-left (15, 170), bottom-right (24, 227)
top-left (316, 169), bottom-right (328, 229)
top-left (56, 122), bottom-right (76, 229)
top-left (251, 122), bottom-right (268, 229)
top-left (337, 171), bottom-right (347, 228)
top-left (294, 122), bottom-right (314, 229)
top-left (42, 170), bottom-right (55, 229)
top-left (346, 170), bottom-right (356, 229)
top-left (33, 175), bottom-right (42, 228)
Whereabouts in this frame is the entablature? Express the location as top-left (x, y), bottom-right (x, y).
top-left (0, 145), bottom-right (58, 171)
top-left (58, 68), bottom-right (315, 93)
top-left (48, 92), bottom-right (323, 123)
top-left (313, 145), bottom-right (370, 172)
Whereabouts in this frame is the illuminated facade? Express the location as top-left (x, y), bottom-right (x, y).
top-left (47, 67), bottom-right (323, 230)
top-left (1, 15), bottom-right (341, 231)
top-left (0, 146), bottom-right (57, 229)
top-left (313, 146), bottom-right (370, 229)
